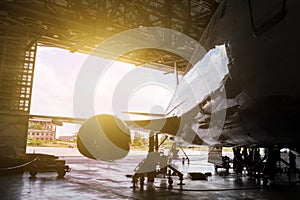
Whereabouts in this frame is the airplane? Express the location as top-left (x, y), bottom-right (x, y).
top-left (23, 0), bottom-right (300, 185)
top-left (77, 0), bottom-right (300, 152)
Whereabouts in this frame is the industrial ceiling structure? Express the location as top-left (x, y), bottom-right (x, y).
top-left (0, 0), bottom-right (220, 70)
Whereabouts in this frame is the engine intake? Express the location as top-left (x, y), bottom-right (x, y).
top-left (77, 114), bottom-right (130, 161)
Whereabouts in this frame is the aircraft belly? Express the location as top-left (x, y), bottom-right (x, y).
top-left (193, 95), bottom-right (300, 147)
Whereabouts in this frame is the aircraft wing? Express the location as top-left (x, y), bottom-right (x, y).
top-left (29, 114), bottom-right (86, 125)
top-left (0, 112), bottom-right (86, 125)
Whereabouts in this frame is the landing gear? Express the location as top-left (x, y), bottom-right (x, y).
top-left (244, 147), bottom-right (300, 185)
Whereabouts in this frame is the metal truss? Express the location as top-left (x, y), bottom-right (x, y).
top-left (0, 0), bottom-right (220, 71)
top-left (0, 37), bottom-right (36, 114)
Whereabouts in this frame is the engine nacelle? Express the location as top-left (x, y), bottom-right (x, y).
top-left (77, 114), bottom-right (130, 161)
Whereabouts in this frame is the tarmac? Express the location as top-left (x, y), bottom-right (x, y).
top-left (0, 147), bottom-right (299, 200)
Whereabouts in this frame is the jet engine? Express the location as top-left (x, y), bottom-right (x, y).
top-left (77, 114), bottom-right (131, 161)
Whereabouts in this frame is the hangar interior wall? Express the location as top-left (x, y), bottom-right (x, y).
top-left (0, 36), bottom-right (36, 157)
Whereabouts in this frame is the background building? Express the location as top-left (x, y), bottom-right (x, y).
top-left (28, 118), bottom-right (56, 140)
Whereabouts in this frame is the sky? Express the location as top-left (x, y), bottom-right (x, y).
top-left (30, 46), bottom-right (178, 137)
top-left (30, 44), bottom-right (228, 138)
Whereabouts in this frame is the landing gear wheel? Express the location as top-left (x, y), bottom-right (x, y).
top-left (29, 169), bottom-right (38, 177)
top-left (57, 167), bottom-right (66, 178)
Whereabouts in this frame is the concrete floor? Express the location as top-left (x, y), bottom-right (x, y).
top-left (1, 148), bottom-right (300, 200)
